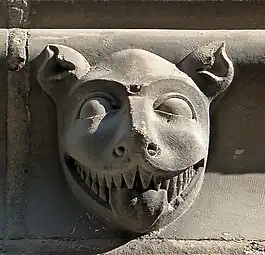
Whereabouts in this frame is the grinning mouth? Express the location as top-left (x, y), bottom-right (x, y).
top-left (66, 156), bottom-right (204, 207)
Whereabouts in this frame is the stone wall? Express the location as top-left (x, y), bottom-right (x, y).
top-left (1, 1), bottom-right (265, 254)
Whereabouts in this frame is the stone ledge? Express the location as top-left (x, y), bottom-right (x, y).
top-left (0, 1), bottom-right (264, 29)
top-left (0, 2), bottom-right (7, 28)
top-left (28, 1), bottom-right (265, 29)
top-left (1, 239), bottom-right (265, 254)
top-left (28, 0), bottom-right (264, 2)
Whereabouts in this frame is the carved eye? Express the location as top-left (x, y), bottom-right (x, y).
top-left (155, 97), bottom-right (195, 119)
top-left (79, 97), bottom-right (113, 119)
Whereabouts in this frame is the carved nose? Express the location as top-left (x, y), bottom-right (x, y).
top-left (146, 142), bottom-right (160, 157)
top-left (113, 142), bottom-right (159, 158)
top-left (113, 145), bottom-right (126, 158)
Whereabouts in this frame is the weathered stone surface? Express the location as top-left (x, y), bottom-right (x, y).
top-left (25, 51), bottom-right (120, 239)
top-left (25, 30), bottom-right (265, 240)
top-left (35, 42), bottom-right (233, 233)
top-left (29, 1), bottom-right (265, 29)
top-left (0, 29), bottom-right (7, 239)
top-left (1, 239), bottom-right (265, 255)
top-left (6, 0), bottom-right (28, 28)
top-left (159, 62), bottom-right (265, 239)
top-left (29, 29), bottom-right (265, 64)
top-left (0, 0), bottom-right (264, 252)
top-left (0, 1), bottom-right (7, 28)
top-left (5, 29), bottom-right (29, 239)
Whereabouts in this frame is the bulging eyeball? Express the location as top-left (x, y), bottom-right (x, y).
top-left (79, 97), bottom-right (113, 119)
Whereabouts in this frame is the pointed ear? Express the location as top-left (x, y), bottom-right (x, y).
top-left (37, 44), bottom-right (90, 102)
top-left (177, 41), bottom-right (234, 101)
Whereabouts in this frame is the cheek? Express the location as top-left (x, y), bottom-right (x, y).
top-left (168, 127), bottom-right (207, 157)
top-left (153, 118), bottom-right (208, 168)
top-left (62, 115), bottom-right (119, 165)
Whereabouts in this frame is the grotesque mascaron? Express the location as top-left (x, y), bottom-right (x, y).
top-left (37, 41), bottom-right (234, 233)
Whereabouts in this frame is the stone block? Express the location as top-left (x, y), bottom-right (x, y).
top-left (25, 30), bottom-right (265, 241)
top-left (1, 239), bottom-right (263, 254)
top-left (0, 29), bottom-right (7, 239)
top-left (29, 1), bottom-right (265, 29)
top-left (0, 1), bottom-right (7, 28)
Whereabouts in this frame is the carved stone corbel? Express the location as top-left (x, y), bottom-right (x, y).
top-left (36, 41), bottom-right (234, 233)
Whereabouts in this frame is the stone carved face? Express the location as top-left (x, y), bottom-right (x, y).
top-left (37, 42), bottom-right (234, 233)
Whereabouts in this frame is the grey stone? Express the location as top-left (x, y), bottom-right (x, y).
top-left (1, 239), bottom-right (265, 255)
top-left (0, 29), bottom-right (7, 239)
top-left (5, 29), bottom-right (29, 239)
top-left (0, 1), bottom-right (265, 252)
top-left (6, 0), bottom-right (28, 28)
top-left (28, 29), bottom-right (265, 64)
top-left (24, 30), bottom-right (265, 240)
top-left (34, 30), bottom-right (234, 233)
top-left (28, 1), bottom-right (265, 29)
top-left (0, 2), bottom-right (7, 28)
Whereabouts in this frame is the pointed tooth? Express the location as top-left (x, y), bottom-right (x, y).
top-left (99, 186), bottom-right (107, 201)
top-left (139, 170), bottom-right (153, 189)
top-left (186, 169), bottom-right (189, 182)
top-left (161, 178), bottom-right (170, 191)
top-left (91, 182), bottom-right (99, 195)
top-left (77, 165), bottom-right (81, 175)
top-left (86, 167), bottom-right (91, 175)
top-left (85, 175), bottom-right (92, 187)
top-left (177, 173), bottom-right (184, 195)
top-left (80, 169), bottom-right (86, 181)
top-left (180, 172), bottom-right (184, 189)
top-left (153, 174), bottom-right (163, 190)
top-left (84, 168), bottom-right (91, 187)
top-left (91, 171), bottom-right (97, 182)
top-left (183, 170), bottom-right (188, 189)
top-left (188, 167), bottom-right (193, 182)
top-left (97, 172), bottom-right (106, 186)
top-left (91, 171), bottom-right (99, 194)
top-left (167, 176), bottom-right (178, 202)
top-left (105, 175), bottom-right (113, 189)
top-left (113, 174), bottom-right (122, 189)
top-left (188, 167), bottom-right (192, 181)
top-left (123, 170), bottom-right (136, 189)
top-left (189, 168), bottom-right (193, 178)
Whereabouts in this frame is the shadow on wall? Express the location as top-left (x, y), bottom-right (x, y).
top-left (208, 63), bottom-right (265, 174)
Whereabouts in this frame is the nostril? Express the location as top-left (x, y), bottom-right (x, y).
top-left (113, 146), bottom-right (126, 158)
top-left (146, 142), bottom-right (159, 157)
top-left (128, 84), bottom-right (141, 93)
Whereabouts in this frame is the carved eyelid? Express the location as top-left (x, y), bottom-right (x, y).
top-left (79, 92), bottom-right (118, 107)
top-left (153, 92), bottom-right (197, 119)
